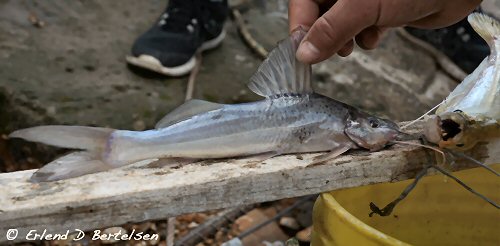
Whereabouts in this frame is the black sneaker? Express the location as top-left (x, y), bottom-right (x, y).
top-left (127, 0), bottom-right (228, 76)
top-left (398, 10), bottom-right (490, 79)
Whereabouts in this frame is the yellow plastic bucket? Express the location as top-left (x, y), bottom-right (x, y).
top-left (311, 165), bottom-right (500, 246)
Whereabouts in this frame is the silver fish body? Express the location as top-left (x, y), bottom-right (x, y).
top-left (107, 94), bottom-right (356, 165)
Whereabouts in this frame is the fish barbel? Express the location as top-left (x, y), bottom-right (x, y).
top-left (424, 13), bottom-right (500, 153)
top-left (10, 28), bottom-right (400, 182)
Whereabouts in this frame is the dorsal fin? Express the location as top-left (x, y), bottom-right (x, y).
top-left (247, 28), bottom-right (313, 97)
top-left (468, 13), bottom-right (500, 49)
top-left (155, 99), bottom-right (224, 128)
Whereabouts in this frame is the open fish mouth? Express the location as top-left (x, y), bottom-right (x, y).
top-left (440, 118), bottom-right (462, 141)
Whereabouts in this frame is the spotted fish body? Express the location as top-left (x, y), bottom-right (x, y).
top-left (10, 29), bottom-right (400, 182)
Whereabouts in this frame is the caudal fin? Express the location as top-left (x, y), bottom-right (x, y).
top-left (9, 125), bottom-right (112, 150)
top-left (10, 125), bottom-right (115, 182)
top-left (468, 13), bottom-right (500, 48)
top-left (30, 151), bottom-right (113, 182)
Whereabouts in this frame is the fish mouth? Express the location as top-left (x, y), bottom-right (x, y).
top-left (441, 118), bottom-right (462, 141)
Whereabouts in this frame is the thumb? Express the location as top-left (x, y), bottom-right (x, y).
top-left (296, 0), bottom-right (380, 63)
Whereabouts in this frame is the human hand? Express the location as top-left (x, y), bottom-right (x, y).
top-left (289, 0), bottom-right (482, 63)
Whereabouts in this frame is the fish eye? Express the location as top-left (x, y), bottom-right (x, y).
top-left (369, 119), bottom-right (379, 128)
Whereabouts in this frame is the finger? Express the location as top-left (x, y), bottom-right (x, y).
top-left (288, 0), bottom-right (319, 33)
top-left (297, 0), bottom-right (381, 63)
top-left (407, 4), bottom-right (479, 29)
top-left (376, 0), bottom-right (443, 26)
top-left (374, 0), bottom-right (476, 27)
top-left (337, 40), bottom-right (354, 57)
top-left (355, 26), bottom-right (386, 50)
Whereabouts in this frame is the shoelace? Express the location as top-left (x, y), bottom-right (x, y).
top-left (158, 0), bottom-right (199, 33)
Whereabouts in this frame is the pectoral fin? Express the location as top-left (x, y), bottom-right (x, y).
top-left (309, 145), bottom-right (351, 166)
top-left (246, 151), bottom-right (280, 163)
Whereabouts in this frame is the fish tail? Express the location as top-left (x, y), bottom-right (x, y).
top-left (9, 125), bottom-right (112, 150)
top-left (10, 125), bottom-right (115, 182)
top-left (468, 13), bottom-right (500, 48)
top-left (29, 151), bottom-right (113, 182)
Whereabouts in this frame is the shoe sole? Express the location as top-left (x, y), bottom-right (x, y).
top-left (396, 28), bottom-right (467, 81)
top-left (126, 30), bottom-right (226, 76)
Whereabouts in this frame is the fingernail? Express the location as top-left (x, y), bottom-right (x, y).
top-left (290, 24), bottom-right (311, 33)
top-left (297, 41), bottom-right (320, 62)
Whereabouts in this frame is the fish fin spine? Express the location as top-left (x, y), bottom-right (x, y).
top-left (247, 27), bottom-right (313, 98)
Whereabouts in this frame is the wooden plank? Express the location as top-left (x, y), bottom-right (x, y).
top-left (0, 121), bottom-right (495, 242)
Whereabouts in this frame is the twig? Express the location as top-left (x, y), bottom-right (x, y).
top-left (185, 53), bottom-right (202, 101)
top-left (446, 149), bottom-right (500, 176)
top-left (370, 137), bottom-right (500, 217)
top-left (432, 165), bottom-right (500, 209)
top-left (166, 217), bottom-right (176, 246)
top-left (231, 8), bottom-right (269, 59)
top-left (237, 195), bottom-right (316, 239)
top-left (170, 51), bottom-right (203, 246)
top-left (396, 28), bottom-right (467, 81)
top-left (369, 165), bottom-right (428, 217)
top-left (175, 205), bottom-right (254, 246)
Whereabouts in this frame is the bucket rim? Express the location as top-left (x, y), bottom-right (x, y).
top-left (321, 192), bottom-right (411, 246)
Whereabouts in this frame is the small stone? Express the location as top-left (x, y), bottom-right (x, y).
top-left (279, 217), bottom-right (300, 230)
top-left (235, 54), bottom-right (247, 62)
top-left (101, 227), bottom-right (127, 244)
top-left (295, 226), bottom-right (312, 242)
top-left (263, 241), bottom-right (285, 246)
top-left (133, 120), bottom-right (146, 131)
top-left (215, 230), bottom-right (225, 242)
top-left (221, 238), bottom-right (243, 246)
top-left (187, 221), bottom-right (199, 229)
top-left (148, 235), bottom-right (160, 246)
top-left (28, 13), bottom-right (45, 28)
top-left (46, 106), bottom-right (57, 115)
top-left (285, 238), bottom-right (300, 246)
top-left (192, 213), bottom-right (208, 223)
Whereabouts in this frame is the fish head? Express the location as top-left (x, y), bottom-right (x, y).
top-left (424, 111), bottom-right (475, 150)
top-left (345, 112), bottom-right (400, 151)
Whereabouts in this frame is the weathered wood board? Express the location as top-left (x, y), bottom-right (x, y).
top-left (0, 121), bottom-right (496, 243)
